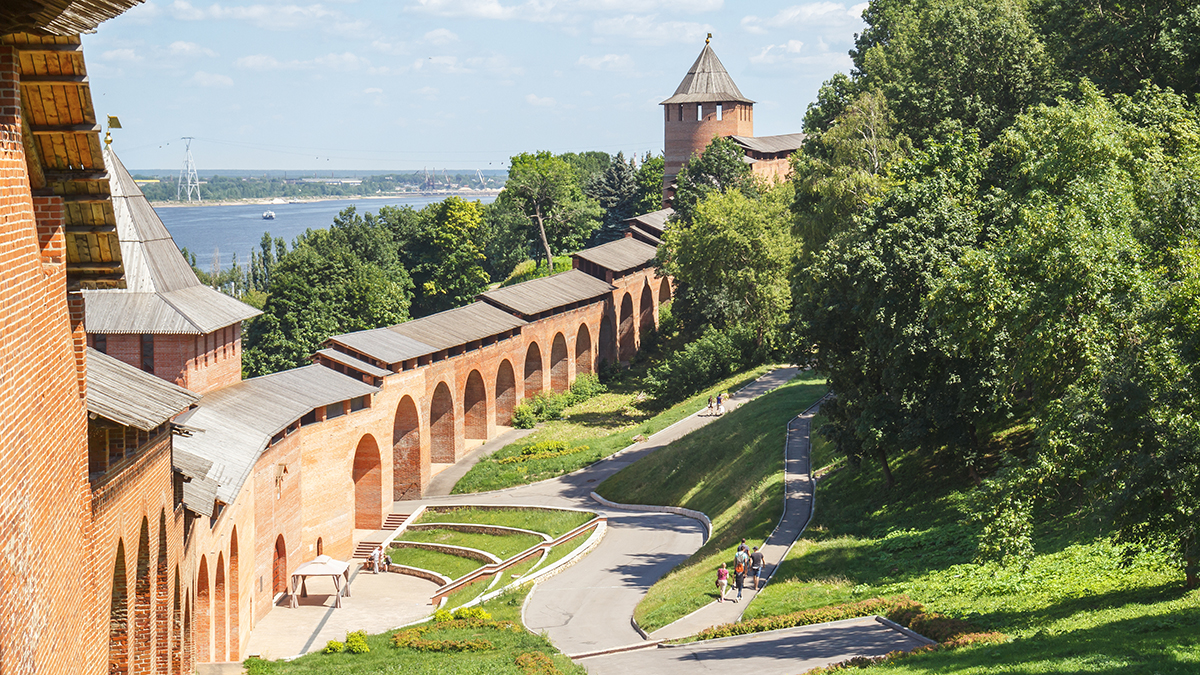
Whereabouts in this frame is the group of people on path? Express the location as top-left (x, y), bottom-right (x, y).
top-left (715, 539), bottom-right (765, 603)
top-left (367, 545), bottom-right (393, 574)
top-left (706, 392), bottom-right (729, 417)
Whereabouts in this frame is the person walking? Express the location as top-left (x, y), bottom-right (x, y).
top-left (716, 393), bottom-right (725, 415)
top-left (707, 395), bottom-right (714, 415)
top-left (734, 547), bottom-right (750, 601)
top-left (750, 546), bottom-right (765, 590)
top-left (715, 563), bottom-right (729, 602)
top-left (369, 546), bottom-right (383, 574)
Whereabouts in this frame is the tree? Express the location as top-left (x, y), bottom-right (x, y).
top-left (501, 151), bottom-right (602, 268)
top-left (401, 197), bottom-right (491, 317)
top-left (671, 137), bottom-right (756, 225)
top-left (660, 183), bottom-right (796, 350)
top-left (591, 152), bottom-right (639, 245)
top-left (632, 153), bottom-right (665, 215)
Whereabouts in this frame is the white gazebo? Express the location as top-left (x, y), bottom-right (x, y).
top-left (289, 555), bottom-right (352, 608)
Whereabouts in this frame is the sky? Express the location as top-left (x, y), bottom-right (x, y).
top-left (82, 1), bottom-right (868, 172)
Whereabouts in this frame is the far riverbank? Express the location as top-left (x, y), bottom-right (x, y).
top-left (151, 189), bottom-right (501, 209)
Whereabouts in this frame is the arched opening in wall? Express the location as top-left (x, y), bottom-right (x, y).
top-left (272, 536), bottom-right (287, 597)
top-left (392, 395), bottom-right (421, 501)
top-left (464, 370), bottom-right (487, 440)
top-left (108, 539), bottom-right (128, 675)
top-left (134, 518), bottom-right (151, 669)
top-left (197, 555), bottom-right (210, 663)
top-left (576, 324), bottom-right (593, 376)
top-left (659, 278), bottom-right (672, 303)
top-left (172, 569), bottom-right (182, 675)
top-left (524, 342), bottom-right (543, 397)
top-left (183, 593), bottom-right (192, 675)
top-left (619, 293), bottom-right (635, 362)
top-left (352, 435), bottom-right (383, 529)
top-left (214, 553), bottom-right (226, 662)
top-left (155, 511), bottom-right (168, 674)
top-left (430, 382), bottom-right (455, 464)
top-left (495, 360), bottom-right (515, 426)
top-left (550, 333), bottom-right (569, 392)
top-left (639, 279), bottom-right (655, 345)
top-left (229, 529), bottom-right (240, 661)
top-left (599, 314), bottom-right (615, 368)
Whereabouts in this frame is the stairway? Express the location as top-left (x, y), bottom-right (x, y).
top-left (383, 512), bottom-right (411, 530)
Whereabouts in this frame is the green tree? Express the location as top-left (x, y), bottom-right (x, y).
top-left (632, 153), bottom-right (666, 215)
top-left (403, 197), bottom-right (491, 316)
top-left (671, 137), bottom-right (756, 225)
top-left (660, 183), bottom-right (796, 349)
top-left (501, 151), bottom-right (602, 268)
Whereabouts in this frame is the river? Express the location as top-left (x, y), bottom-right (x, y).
top-left (155, 194), bottom-right (497, 270)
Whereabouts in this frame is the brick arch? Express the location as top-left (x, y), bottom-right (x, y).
top-left (465, 370), bottom-right (488, 440)
top-left (599, 313), bottom-right (615, 367)
top-left (639, 278), bottom-right (655, 342)
top-left (550, 333), bottom-right (569, 392)
top-left (353, 435), bottom-right (383, 529)
top-left (197, 555), bottom-right (210, 663)
top-left (273, 536), bottom-right (287, 596)
top-left (430, 382), bottom-right (455, 463)
top-left (172, 568), bottom-right (182, 675)
top-left (659, 277), bottom-right (672, 303)
top-left (214, 552), bottom-right (226, 661)
top-left (134, 517), bottom-right (151, 668)
top-left (155, 510), bottom-right (168, 674)
top-left (109, 539), bottom-right (128, 675)
top-left (576, 323), bottom-right (593, 375)
top-left (495, 360), bottom-right (516, 426)
top-left (618, 293), bottom-right (635, 362)
top-left (392, 395), bottom-right (421, 501)
top-left (229, 528), bottom-right (240, 661)
top-left (524, 342), bottom-right (543, 397)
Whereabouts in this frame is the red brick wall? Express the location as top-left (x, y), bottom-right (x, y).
top-left (91, 323), bottom-right (243, 395)
top-left (0, 44), bottom-right (101, 675)
top-left (663, 101), bottom-right (754, 184)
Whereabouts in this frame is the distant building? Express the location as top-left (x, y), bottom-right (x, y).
top-left (660, 39), bottom-right (806, 205)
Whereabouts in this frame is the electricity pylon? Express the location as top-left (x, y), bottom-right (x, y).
top-left (177, 137), bottom-right (202, 202)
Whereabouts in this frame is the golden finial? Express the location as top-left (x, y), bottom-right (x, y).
top-left (706, 33), bottom-right (712, 44)
top-left (105, 115), bottom-right (122, 146)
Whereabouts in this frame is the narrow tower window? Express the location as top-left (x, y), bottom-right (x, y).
top-left (140, 334), bottom-right (154, 374)
top-left (717, 103), bottom-right (723, 120)
top-left (696, 104), bottom-right (702, 121)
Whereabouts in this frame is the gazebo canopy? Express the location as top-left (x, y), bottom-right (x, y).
top-left (289, 555), bottom-right (353, 608)
top-left (292, 555), bottom-right (350, 577)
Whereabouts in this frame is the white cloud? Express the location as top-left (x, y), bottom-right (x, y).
top-left (190, 71), bottom-right (233, 87)
top-left (168, 41), bottom-right (217, 57)
top-left (423, 28), bottom-right (459, 45)
top-left (750, 40), bottom-right (805, 64)
top-left (407, 0), bottom-right (723, 21)
top-left (408, 0), bottom-right (518, 20)
top-left (371, 39), bottom-right (410, 56)
top-left (101, 48), bottom-right (142, 62)
top-left (413, 55), bottom-right (470, 74)
top-left (742, 2), bottom-right (866, 34)
top-left (526, 93), bottom-right (556, 107)
top-left (414, 86), bottom-right (439, 100)
top-left (235, 52), bottom-right (368, 71)
top-left (363, 87), bottom-right (384, 94)
top-left (593, 15), bottom-right (711, 44)
top-left (576, 53), bottom-right (634, 71)
top-left (170, 1), bottom-right (343, 30)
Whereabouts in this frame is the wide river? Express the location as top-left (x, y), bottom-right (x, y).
top-left (155, 193), bottom-right (496, 270)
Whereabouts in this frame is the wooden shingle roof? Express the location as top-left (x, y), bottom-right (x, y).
top-left (661, 43), bottom-right (753, 105)
top-left (479, 270), bottom-right (614, 318)
top-left (3, 32), bottom-right (123, 289)
top-left (328, 301), bottom-right (526, 366)
top-left (572, 237), bottom-right (659, 274)
top-left (1, 1), bottom-right (143, 36)
top-left (86, 347), bottom-right (199, 430)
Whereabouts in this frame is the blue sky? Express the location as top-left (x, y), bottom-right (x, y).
top-left (83, 1), bottom-right (867, 171)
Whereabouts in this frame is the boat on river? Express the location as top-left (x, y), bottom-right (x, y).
top-left (262, 210), bottom-right (275, 220)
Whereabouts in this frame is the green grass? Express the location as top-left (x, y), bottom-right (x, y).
top-left (499, 256), bottom-right (573, 288)
top-left (478, 582), bottom-right (535, 623)
top-left (452, 364), bottom-right (777, 493)
top-left (400, 529), bottom-right (543, 560)
top-left (416, 507), bottom-right (593, 538)
top-left (736, 418), bottom-right (1200, 673)
top-left (595, 373), bottom-right (828, 632)
top-left (443, 576), bottom-right (494, 610)
top-left (387, 547), bottom-right (483, 580)
top-left (244, 614), bottom-right (585, 675)
top-left (538, 529), bottom-right (593, 570)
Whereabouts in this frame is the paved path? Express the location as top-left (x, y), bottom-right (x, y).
top-left (578, 617), bottom-right (931, 675)
top-left (647, 398), bottom-right (825, 641)
top-left (426, 426), bottom-right (534, 497)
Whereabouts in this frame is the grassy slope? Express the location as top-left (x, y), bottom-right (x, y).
top-left (415, 507), bottom-right (593, 538)
top-left (399, 529), bottom-right (543, 559)
top-left (452, 365), bottom-right (775, 493)
top-left (744, 413), bottom-right (1200, 673)
top-left (596, 373), bottom-right (828, 631)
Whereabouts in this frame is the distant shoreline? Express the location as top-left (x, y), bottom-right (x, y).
top-left (150, 190), bottom-right (501, 208)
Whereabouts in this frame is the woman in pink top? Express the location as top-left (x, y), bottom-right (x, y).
top-left (715, 563), bottom-right (729, 602)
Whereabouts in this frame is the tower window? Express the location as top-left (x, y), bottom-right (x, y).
top-left (717, 103), bottom-right (723, 120)
top-left (94, 333), bottom-right (107, 354)
top-left (140, 334), bottom-right (154, 374)
top-left (696, 104), bottom-right (702, 121)
top-left (678, 104), bottom-right (684, 121)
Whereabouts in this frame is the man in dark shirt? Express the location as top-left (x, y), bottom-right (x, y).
top-left (750, 546), bottom-right (765, 590)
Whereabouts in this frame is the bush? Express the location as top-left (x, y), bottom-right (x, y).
top-left (321, 640), bottom-right (344, 654)
top-left (509, 375), bottom-right (607, 429)
top-left (344, 630), bottom-right (370, 654)
top-left (498, 441), bottom-right (590, 465)
top-left (516, 651), bottom-right (561, 674)
top-left (392, 618), bottom-right (522, 652)
top-left (433, 608), bottom-right (454, 623)
top-left (643, 326), bottom-right (752, 404)
top-left (452, 605), bottom-right (492, 621)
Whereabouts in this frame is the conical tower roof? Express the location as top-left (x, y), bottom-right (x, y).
top-left (661, 43), bottom-right (754, 105)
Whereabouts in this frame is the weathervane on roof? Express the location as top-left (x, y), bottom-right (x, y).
top-left (104, 115), bottom-right (121, 146)
top-left (706, 32), bottom-right (712, 44)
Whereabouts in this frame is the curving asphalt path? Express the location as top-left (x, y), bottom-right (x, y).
top-left (394, 367), bottom-right (931, 673)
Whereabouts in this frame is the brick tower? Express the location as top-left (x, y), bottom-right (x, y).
top-left (660, 37), bottom-right (754, 203)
